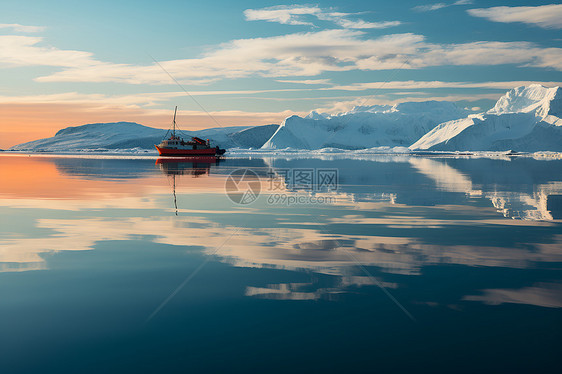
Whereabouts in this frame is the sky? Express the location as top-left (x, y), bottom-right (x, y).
top-left (1, 0), bottom-right (562, 148)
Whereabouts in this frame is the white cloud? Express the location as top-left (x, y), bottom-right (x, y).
top-left (325, 80), bottom-right (562, 91)
top-left (276, 79), bottom-right (332, 85)
top-left (243, 5), bottom-right (320, 26)
top-left (352, 38), bottom-right (562, 72)
top-left (314, 93), bottom-right (501, 114)
top-left (417, 41), bottom-right (539, 67)
top-left (0, 88), bottom-right (321, 106)
top-left (27, 31), bottom-right (562, 83)
top-left (36, 30), bottom-right (422, 83)
top-left (0, 35), bottom-right (97, 68)
top-left (413, 3), bottom-right (448, 12)
top-left (244, 5), bottom-right (401, 29)
top-left (336, 19), bottom-right (401, 29)
top-left (0, 91), bottom-right (185, 106)
top-left (4, 81), bottom-right (559, 107)
top-left (413, 0), bottom-right (472, 12)
top-left (0, 23), bottom-right (45, 33)
top-left (2, 18), bottom-right (561, 85)
top-left (468, 4), bottom-right (562, 29)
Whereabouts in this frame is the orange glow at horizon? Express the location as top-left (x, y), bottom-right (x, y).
top-left (0, 154), bottom-right (162, 200)
top-left (0, 103), bottom-right (294, 149)
top-left (0, 154), bottom-right (228, 200)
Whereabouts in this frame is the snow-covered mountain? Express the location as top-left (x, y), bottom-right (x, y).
top-left (9, 122), bottom-right (278, 152)
top-left (261, 101), bottom-right (469, 150)
top-left (411, 84), bottom-right (562, 151)
top-left (9, 84), bottom-right (562, 153)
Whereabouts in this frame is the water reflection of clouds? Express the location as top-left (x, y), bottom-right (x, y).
top-left (2, 154), bottom-right (562, 309)
top-left (0, 195), bottom-right (163, 211)
top-left (329, 213), bottom-right (557, 228)
top-left (246, 276), bottom-right (398, 301)
top-left (464, 282), bottom-right (562, 309)
top-left (3, 213), bottom-right (561, 300)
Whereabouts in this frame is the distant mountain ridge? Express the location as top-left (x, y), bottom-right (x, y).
top-left (10, 122), bottom-right (278, 152)
top-left (9, 84), bottom-right (562, 153)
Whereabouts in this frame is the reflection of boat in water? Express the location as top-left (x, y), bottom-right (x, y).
top-left (155, 107), bottom-right (226, 156)
top-left (156, 156), bottom-right (219, 177)
top-left (156, 156), bottom-right (220, 215)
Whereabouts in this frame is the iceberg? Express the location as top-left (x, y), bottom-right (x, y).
top-left (411, 84), bottom-right (562, 152)
top-left (262, 101), bottom-right (469, 150)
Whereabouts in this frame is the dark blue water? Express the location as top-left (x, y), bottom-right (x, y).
top-left (1, 154), bottom-right (561, 373)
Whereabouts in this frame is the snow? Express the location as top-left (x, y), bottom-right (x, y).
top-left (8, 84), bottom-right (562, 154)
top-left (9, 122), bottom-right (162, 152)
top-left (411, 84), bottom-right (562, 152)
top-left (304, 110), bottom-right (329, 120)
top-left (262, 101), bottom-right (468, 150)
top-left (488, 84), bottom-right (562, 117)
top-left (266, 84), bottom-right (562, 152)
top-left (9, 122), bottom-right (278, 152)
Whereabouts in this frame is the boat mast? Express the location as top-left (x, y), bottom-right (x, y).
top-left (172, 106), bottom-right (177, 137)
top-left (172, 174), bottom-right (178, 216)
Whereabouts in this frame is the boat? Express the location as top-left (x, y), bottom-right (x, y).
top-left (154, 107), bottom-right (226, 156)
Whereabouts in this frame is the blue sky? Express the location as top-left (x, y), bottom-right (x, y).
top-left (1, 0), bottom-right (561, 146)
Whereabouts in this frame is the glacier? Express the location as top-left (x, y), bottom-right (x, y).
top-left (410, 84), bottom-right (562, 152)
top-left (262, 101), bottom-right (469, 150)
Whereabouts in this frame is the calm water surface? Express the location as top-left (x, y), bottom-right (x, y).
top-left (1, 153), bottom-right (561, 373)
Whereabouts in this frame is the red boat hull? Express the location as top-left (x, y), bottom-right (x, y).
top-left (155, 145), bottom-right (223, 156)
